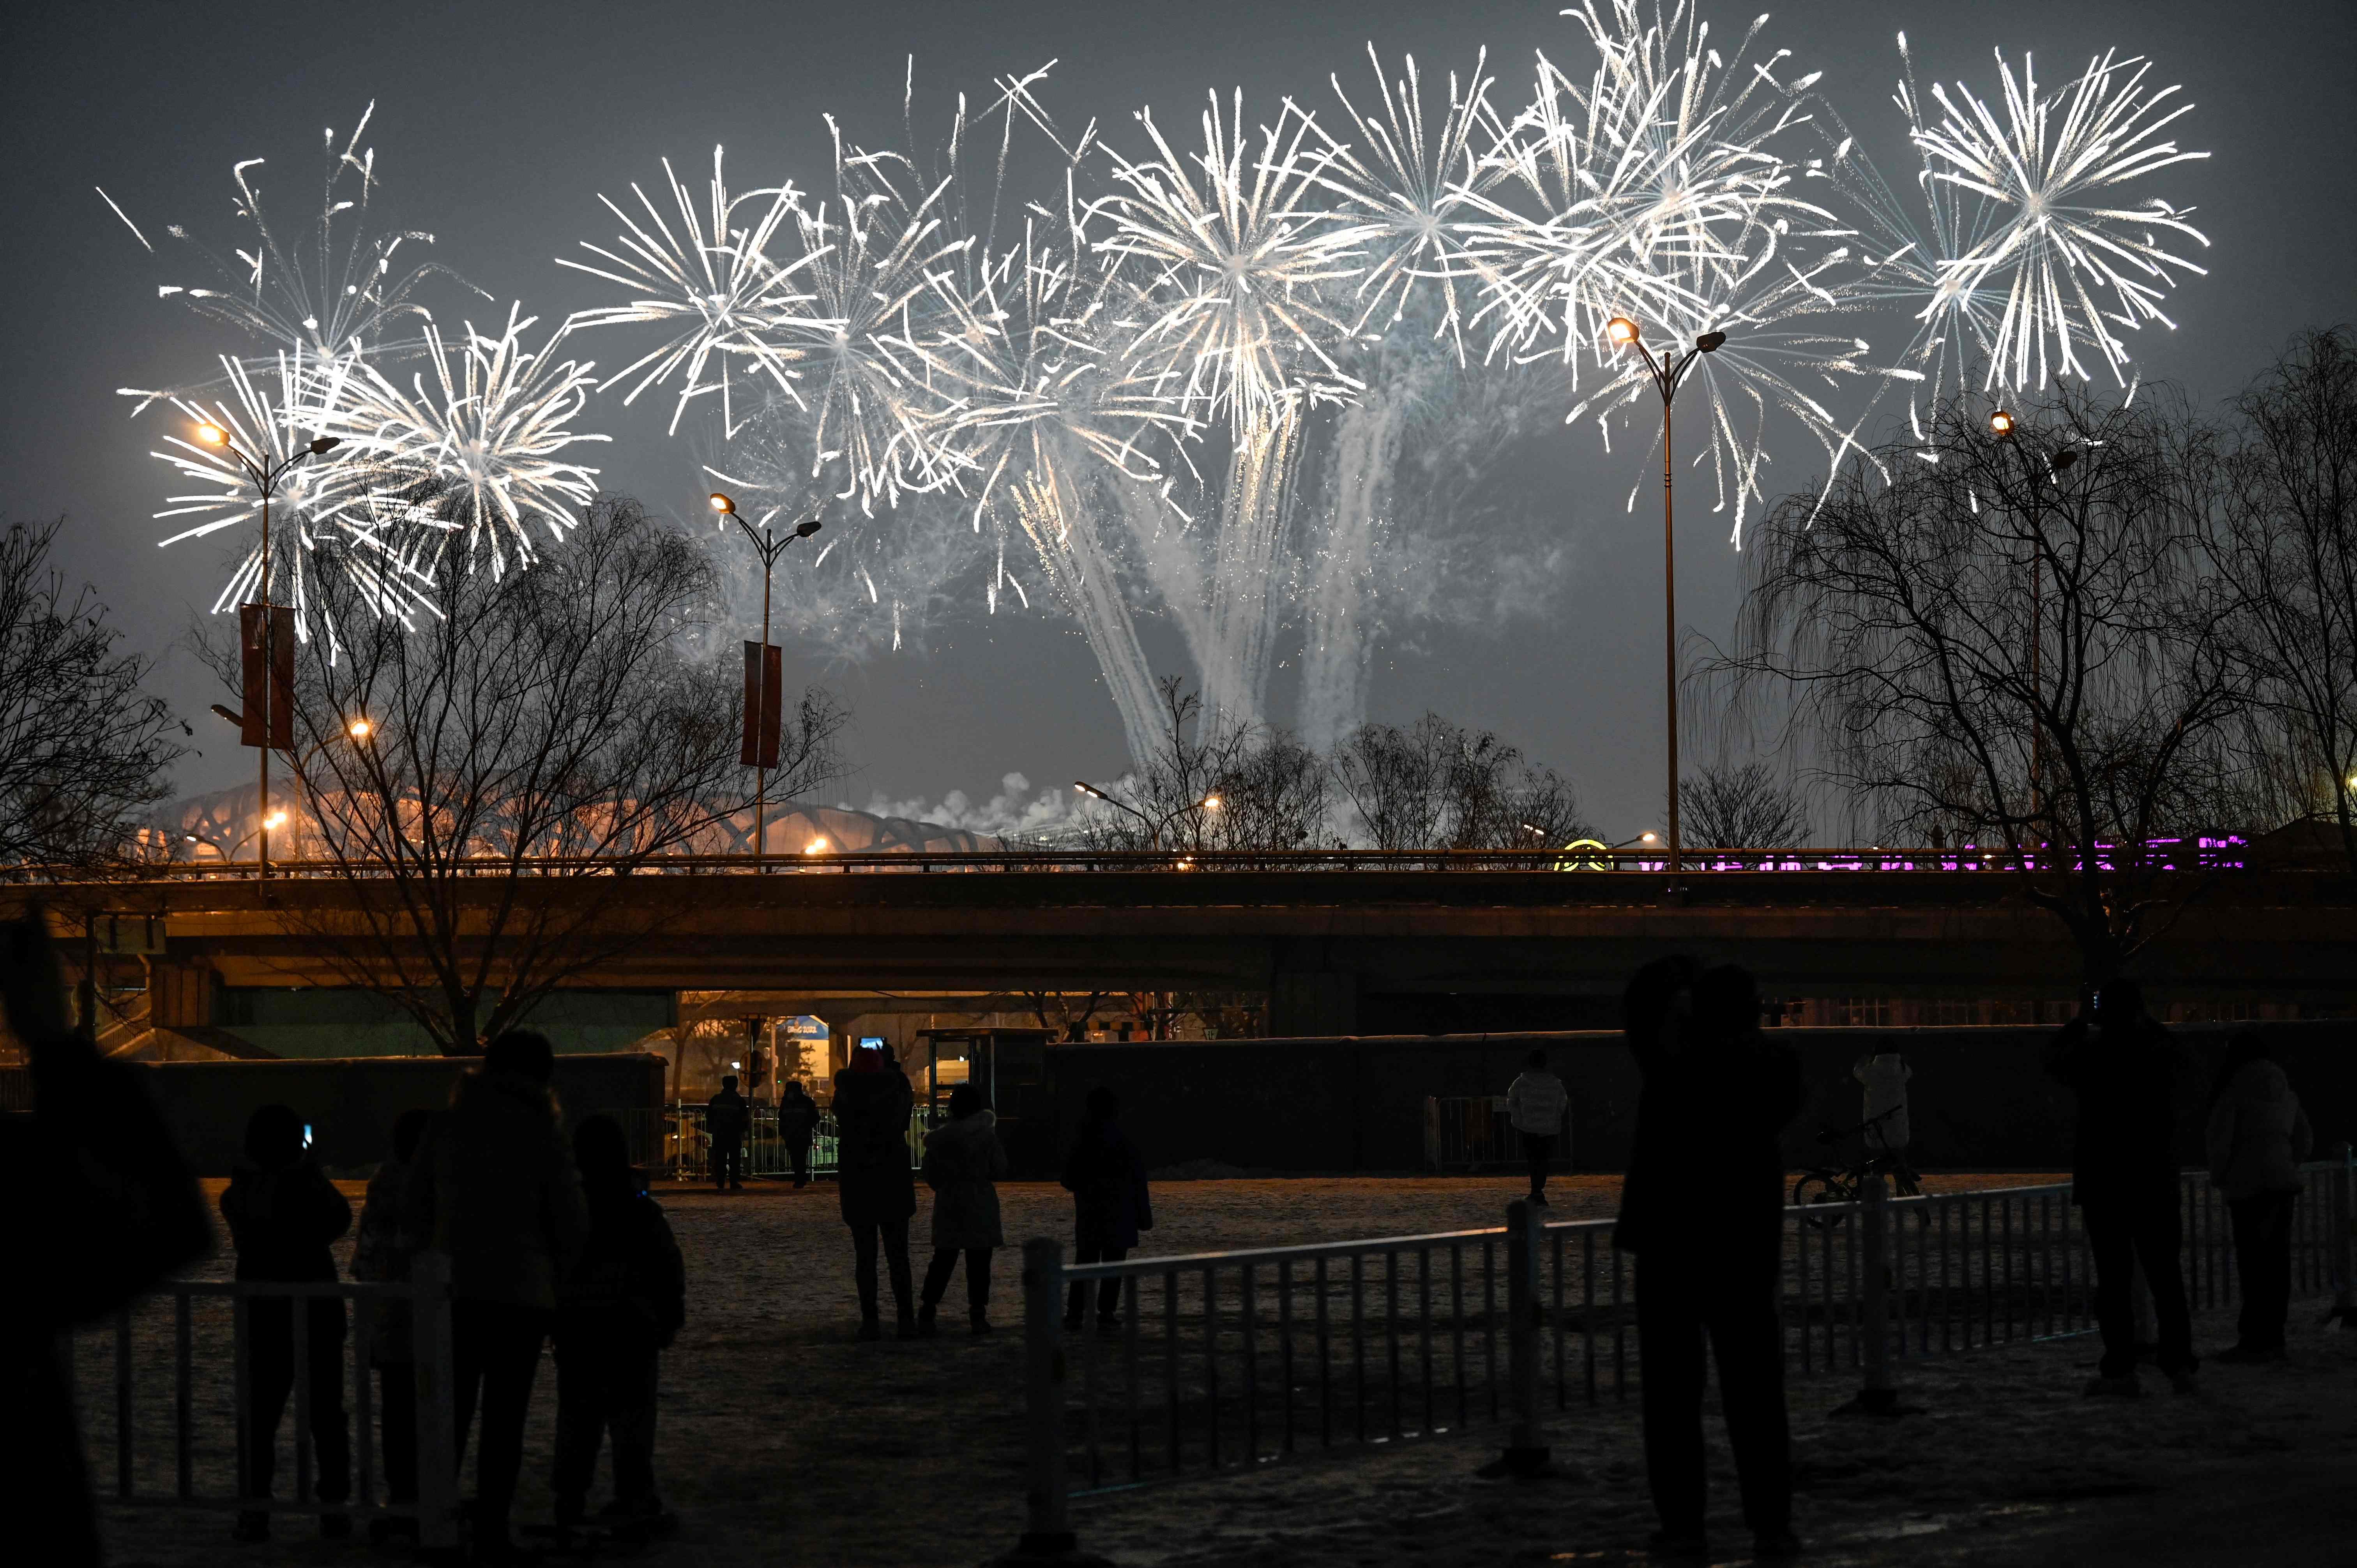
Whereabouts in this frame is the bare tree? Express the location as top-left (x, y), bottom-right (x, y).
top-left (1076, 677), bottom-right (1331, 855)
top-left (1330, 712), bottom-right (1593, 851)
top-left (231, 497), bottom-right (844, 1053)
top-left (1716, 387), bottom-right (2244, 981)
top-left (0, 517), bottom-right (186, 875)
top-left (2209, 327), bottom-right (2357, 869)
top-left (1679, 761), bottom-right (1811, 856)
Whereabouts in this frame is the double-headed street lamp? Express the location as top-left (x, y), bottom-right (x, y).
top-left (1605, 317), bottom-right (1725, 879)
top-left (1071, 781), bottom-right (1223, 853)
top-left (193, 421), bottom-right (340, 881)
top-left (710, 493), bottom-right (823, 867)
top-left (1986, 409), bottom-right (2079, 821)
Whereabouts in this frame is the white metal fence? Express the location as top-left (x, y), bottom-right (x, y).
top-left (73, 1253), bottom-right (458, 1546)
top-left (997, 1157), bottom-right (2357, 1557)
top-left (1423, 1095), bottom-right (1569, 1172)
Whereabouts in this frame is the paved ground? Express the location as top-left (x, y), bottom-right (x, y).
top-left (82, 1174), bottom-right (2356, 1566)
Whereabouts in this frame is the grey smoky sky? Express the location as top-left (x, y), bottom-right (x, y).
top-left (5, 0), bottom-right (2353, 838)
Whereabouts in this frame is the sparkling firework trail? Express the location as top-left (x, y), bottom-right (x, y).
top-left (1911, 48), bottom-right (2209, 389)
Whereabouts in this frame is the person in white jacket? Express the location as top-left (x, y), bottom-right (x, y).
top-left (1853, 1051), bottom-right (1912, 1153)
top-left (1507, 1049), bottom-right (1570, 1205)
top-left (2206, 1034), bottom-right (2313, 1362)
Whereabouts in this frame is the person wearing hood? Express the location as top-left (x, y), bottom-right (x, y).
top-left (220, 1102), bottom-right (354, 1543)
top-left (917, 1084), bottom-right (1008, 1336)
top-left (832, 1040), bottom-right (919, 1339)
top-left (1061, 1086), bottom-right (1152, 1330)
top-left (348, 1107), bottom-right (431, 1542)
top-left (2045, 979), bottom-right (2198, 1397)
top-left (554, 1114), bottom-right (686, 1533)
top-left (405, 1030), bottom-right (588, 1559)
top-left (2207, 1033), bottom-right (2314, 1362)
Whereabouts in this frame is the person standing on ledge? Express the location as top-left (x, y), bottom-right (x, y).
top-left (705, 1074), bottom-right (750, 1192)
top-left (1506, 1048), bottom-right (1569, 1205)
top-left (833, 1042), bottom-right (918, 1340)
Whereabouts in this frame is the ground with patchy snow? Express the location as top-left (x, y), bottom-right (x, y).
top-left (80, 1174), bottom-right (2357, 1566)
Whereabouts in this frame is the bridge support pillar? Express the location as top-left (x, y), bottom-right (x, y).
top-left (1269, 969), bottom-right (1359, 1038)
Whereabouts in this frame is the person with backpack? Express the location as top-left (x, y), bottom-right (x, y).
top-left (1617, 960), bottom-right (1804, 1563)
top-left (2046, 978), bottom-right (2198, 1397)
top-left (705, 1075), bottom-right (750, 1192)
top-left (554, 1115), bottom-right (686, 1534)
top-left (348, 1107), bottom-right (431, 1542)
top-left (1506, 1048), bottom-right (1570, 1204)
top-left (1061, 1086), bottom-right (1153, 1330)
top-left (220, 1103), bottom-right (354, 1543)
top-left (917, 1084), bottom-right (1008, 1336)
top-left (2206, 1032), bottom-right (2314, 1363)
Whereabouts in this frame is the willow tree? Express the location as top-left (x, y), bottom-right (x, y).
top-left (1716, 387), bottom-right (2243, 981)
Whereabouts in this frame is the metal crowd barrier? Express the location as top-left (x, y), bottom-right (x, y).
top-left (997, 1156), bottom-right (2357, 1559)
top-left (610, 1104), bottom-right (944, 1181)
top-left (72, 1253), bottom-right (459, 1547)
top-left (1423, 1096), bottom-right (1569, 1172)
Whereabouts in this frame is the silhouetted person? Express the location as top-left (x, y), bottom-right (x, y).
top-left (554, 1115), bottom-right (685, 1532)
top-left (349, 1106), bottom-right (431, 1542)
top-left (405, 1029), bottom-right (588, 1559)
top-left (2207, 1031), bottom-right (2313, 1362)
top-left (1062, 1086), bottom-right (1152, 1329)
top-left (221, 1102), bottom-right (353, 1542)
top-left (0, 914), bottom-right (209, 1568)
top-left (1853, 1047), bottom-right (1912, 1155)
top-left (1617, 959), bottom-right (1803, 1563)
top-left (833, 1041), bottom-right (918, 1339)
top-left (2046, 978), bottom-right (2198, 1395)
top-left (706, 1075), bottom-right (749, 1192)
top-left (779, 1080), bottom-right (820, 1189)
top-left (1507, 1047), bottom-right (1569, 1204)
top-left (917, 1084), bottom-right (1008, 1335)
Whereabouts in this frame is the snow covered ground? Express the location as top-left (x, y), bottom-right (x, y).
top-left (81, 1175), bottom-right (2356, 1566)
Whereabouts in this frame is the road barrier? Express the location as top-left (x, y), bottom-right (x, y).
top-left (998, 1155), bottom-right (2355, 1559)
top-left (73, 1253), bottom-right (458, 1547)
top-left (1423, 1095), bottom-right (1569, 1172)
top-left (609, 1104), bottom-right (945, 1182)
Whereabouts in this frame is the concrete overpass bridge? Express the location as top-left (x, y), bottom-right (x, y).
top-left (26, 853), bottom-right (2356, 1041)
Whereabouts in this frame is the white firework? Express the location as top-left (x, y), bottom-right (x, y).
top-left (322, 305), bottom-right (609, 579)
top-left (1913, 48), bottom-right (2208, 389)
top-left (559, 148), bottom-right (823, 437)
top-left (105, 102), bottom-right (456, 403)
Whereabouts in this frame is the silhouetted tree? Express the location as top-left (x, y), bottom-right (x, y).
top-left (217, 497), bottom-right (844, 1053)
top-left (1679, 762), bottom-right (1811, 856)
top-left (1330, 712), bottom-right (1592, 851)
top-left (0, 517), bottom-right (185, 876)
top-left (1717, 387), bottom-right (2243, 981)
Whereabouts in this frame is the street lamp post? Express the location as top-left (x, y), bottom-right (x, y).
top-left (192, 422), bottom-right (339, 882)
top-left (1071, 781), bottom-right (1223, 853)
top-left (710, 493), bottom-right (822, 869)
top-left (1605, 318), bottom-right (1725, 879)
top-left (1987, 410), bottom-right (2078, 825)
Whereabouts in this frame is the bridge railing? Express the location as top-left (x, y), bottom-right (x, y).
top-left (50, 837), bottom-right (2255, 881)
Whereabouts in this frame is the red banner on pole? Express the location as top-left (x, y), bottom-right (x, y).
top-left (741, 641), bottom-right (782, 768)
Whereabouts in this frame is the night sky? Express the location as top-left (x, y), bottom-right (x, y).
top-left (6, 0), bottom-right (2353, 838)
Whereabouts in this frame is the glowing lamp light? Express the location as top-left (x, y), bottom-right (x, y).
top-left (265, 811), bottom-right (288, 829)
top-left (709, 492), bottom-right (736, 514)
top-left (195, 423), bottom-right (228, 447)
top-left (1606, 316), bottom-right (1640, 346)
top-left (1641, 831), bottom-right (1660, 844)
top-left (1989, 409), bottom-right (2016, 437)
top-left (1200, 794), bottom-right (1223, 812)
top-left (804, 836), bottom-right (829, 855)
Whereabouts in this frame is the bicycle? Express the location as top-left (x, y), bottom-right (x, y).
top-left (1791, 1105), bottom-right (1922, 1227)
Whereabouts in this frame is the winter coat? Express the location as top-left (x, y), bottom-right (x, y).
top-left (2044, 1014), bottom-right (2182, 1206)
top-left (2207, 1060), bottom-right (2314, 1202)
top-left (556, 1190), bottom-right (686, 1355)
top-left (220, 1156), bottom-right (351, 1284)
top-left (778, 1089), bottom-right (820, 1145)
top-left (1615, 1028), bottom-right (1802, 1267)
top-left (705, 1088), bottom-right (750, 1144)
top-left (1506, 1070), bottom-right (1569, 1137)
top-left (1853, 1053), bottom-right (1913, 1151)
top-left (349, 1156), bottom-right (420, 1362)
top-left (404, 1069), bottom-right (589, 1312)
top-left (832, 1063), bottom-right (917, 1224)
top-left (922, 1109), bottom-right (1008, 1252)
top-left (1062, 1118), bottom-right (1154, 1252)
